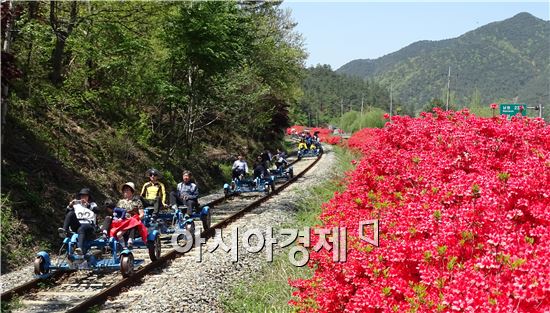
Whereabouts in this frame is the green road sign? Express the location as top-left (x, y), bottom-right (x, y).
top-left (500, 104), bottom-right (527, 117)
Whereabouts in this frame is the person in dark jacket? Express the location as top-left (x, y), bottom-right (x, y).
top-left (58, 188), bottom-right (100, 255)
top-left (260, 150), bottom-right (272, 169)
top-left (170, 170), bottom-right (199, 218)
top-left (274, 149), bottom-right (289, 170)
top-left (253, 155), bottom-right (269, 179)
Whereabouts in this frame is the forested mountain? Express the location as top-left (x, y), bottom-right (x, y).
top-left (293, 65), bottom-right (410, 127)
top-left (0, 1), bottom-right (305, 270)
top-left (337, 12), bottom-right (550, 112)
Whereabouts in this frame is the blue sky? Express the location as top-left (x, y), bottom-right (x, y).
top-left (281, 1), bottom-right (550, 70)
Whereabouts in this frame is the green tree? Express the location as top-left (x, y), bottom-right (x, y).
top-left (422, 97), bottom-right (445, 112)
top-left (294, 65), bottom-right (396, 127)
top-left (2, 1), bottom-right (307, 270)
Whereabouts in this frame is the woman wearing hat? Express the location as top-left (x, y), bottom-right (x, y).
top-left (109, 182), bottom-right (147, 249)
top-left (58, 188), bottom-right (100, 255)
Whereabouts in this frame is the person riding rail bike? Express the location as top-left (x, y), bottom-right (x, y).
top-left (58, 188), bottom-right (110, 255)
top-left (169, 170), bottom-right (208, 229)
top-left (231, 154), bottom-right (249, 179)
top-left (109, 182), bottom-right (147, 249)
top-left (140, 168), bottom-right (167, 218)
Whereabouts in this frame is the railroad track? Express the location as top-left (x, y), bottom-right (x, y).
top-left (2, 153), bottom-right (322, 313)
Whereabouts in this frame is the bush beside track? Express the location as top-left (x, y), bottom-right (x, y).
top-left (291, 110), bottom-right (550, 312)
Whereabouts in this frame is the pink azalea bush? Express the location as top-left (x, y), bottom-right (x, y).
top-left (290, 109), bottom-right (550, 312)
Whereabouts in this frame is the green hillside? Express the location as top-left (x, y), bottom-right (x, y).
top-left (337, 12), bottom-right (550, 113)
top-left (1, 1), bottom-right (305, 271)
top-left (293, 65), bottom-right (412, 129)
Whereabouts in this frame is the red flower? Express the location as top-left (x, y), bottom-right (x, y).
top-left (290, 110), bottom-right (550, 312)
top-left (490, 103), bottom-right (498, 109)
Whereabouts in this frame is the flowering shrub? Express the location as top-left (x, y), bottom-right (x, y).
top-left (325, 135), bottom-right (342, 145)
top-left (290, 109), bottom-right (550, 312)
top-left (346, 127), bottom-right (380, 151)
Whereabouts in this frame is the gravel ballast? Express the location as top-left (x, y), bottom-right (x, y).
top-left (100, 146), bottom-right (338, 313)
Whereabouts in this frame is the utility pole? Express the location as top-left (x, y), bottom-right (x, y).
top-left (340, 98), bottom-right (343, 117)
top-left (446, 66), bottom-right (451, 111)
top-left (390, 83), bottom-right (393, 122)
top-left (361, 96), bottom-right (364, 116)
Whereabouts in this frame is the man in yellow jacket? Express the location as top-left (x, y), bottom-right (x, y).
top-left (140, 168), bottom-right (167, 217)
top-left (298, 138), bottom-right (308, 151)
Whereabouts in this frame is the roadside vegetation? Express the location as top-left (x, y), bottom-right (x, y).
top-left (222, 146), bottom-right (359, 312)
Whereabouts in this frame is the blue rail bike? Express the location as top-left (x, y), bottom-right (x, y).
top-left (269, 164), bottom-right (294, 182)
top-left (34, 231), bottom-right (142, 278)
top-left (297, 143), bottom-right (322, 160)
top-left (34, 202), bottom-right (162, 277)
top-left (142, 204), bottom-right (211, 246)
top-left (223, 174), bottom-right (276, 197)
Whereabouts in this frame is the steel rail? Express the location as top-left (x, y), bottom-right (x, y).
top-left (0, 271), bottom-right (67, 303)
top-left (0, 152), bottom-right (320, 311)
top-left (66, 153), bottom-right (321, 313)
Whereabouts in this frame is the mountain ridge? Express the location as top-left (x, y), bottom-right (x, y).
top-left (337, 12), bottom-right (550, 110)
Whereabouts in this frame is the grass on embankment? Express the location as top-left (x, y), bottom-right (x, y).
top-left (222, 146), bottom-right (359, 312)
